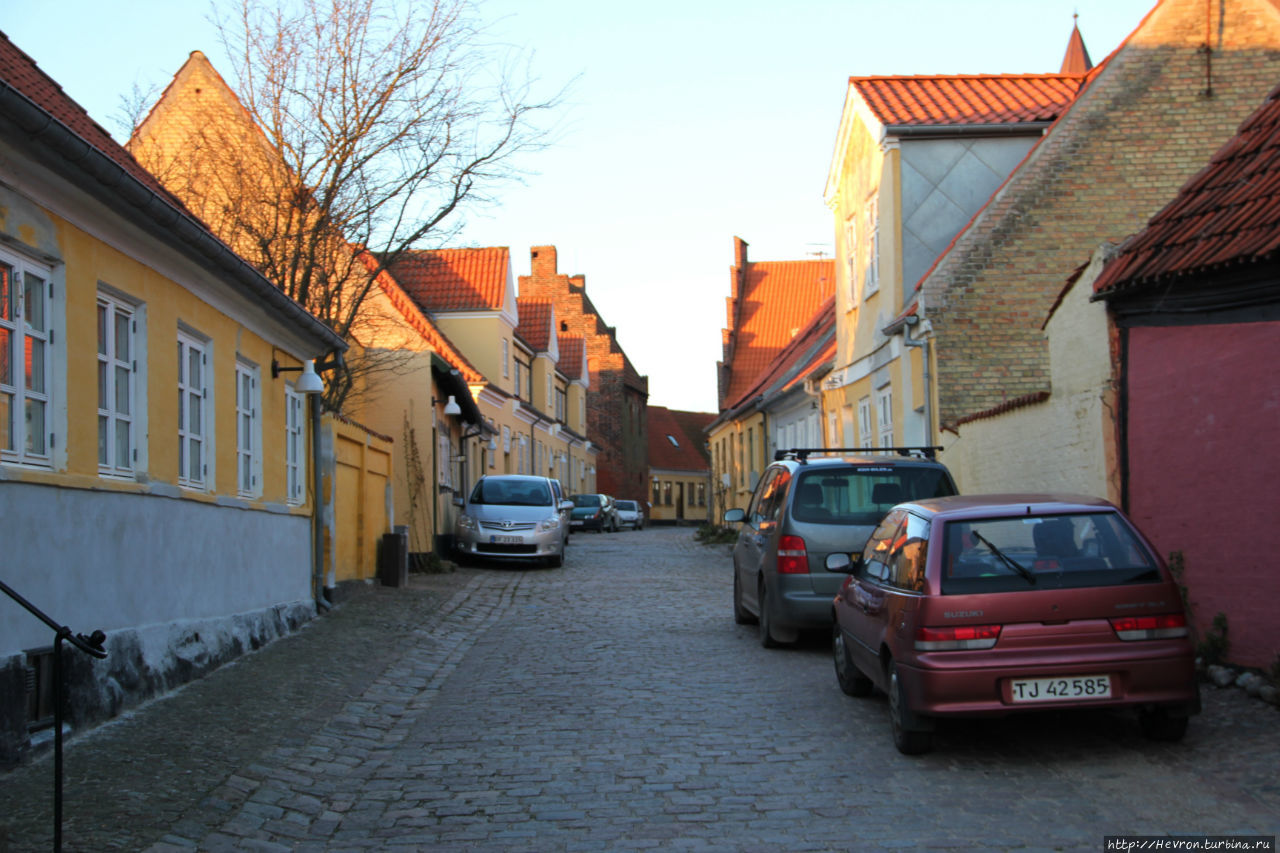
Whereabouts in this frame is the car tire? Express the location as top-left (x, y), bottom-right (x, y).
top-left (733, 571), bottom-right (756, 625)
top-left (548, 550), bottom-right (563, 569)
top-left (833, 624), bottom-right (873, 697)
top-left (757, 581), bottom-right (796, 648)
top-left (888, 659), bottom-right (932, 755)
top-left (1139, 708), bottom-right (1189, 742)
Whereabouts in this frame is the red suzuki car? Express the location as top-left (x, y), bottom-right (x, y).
top-left (827, 494), bottom-right (1200, 755)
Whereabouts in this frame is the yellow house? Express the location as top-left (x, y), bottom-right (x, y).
top-left (821, 59), bottom-right (1085, 459)
top-left (0, 34), bottom-right (345, 764)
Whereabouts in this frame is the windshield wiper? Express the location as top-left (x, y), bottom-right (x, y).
top-left (971, 531), bottom-right (1036, 585)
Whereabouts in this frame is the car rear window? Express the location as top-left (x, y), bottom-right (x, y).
top-left (471, 479), bottom-right (552, 506)
top-left (616, 501), bottom-right (637, 511)
top-left (792, 465), bottom-right (956, 525)
top-left (940, 512), bottom-right (1161, 594)
top-left (572, 494), bottom-right (602, 507)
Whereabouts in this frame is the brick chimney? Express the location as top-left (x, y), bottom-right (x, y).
top-left (531, 245), bottom-right (558, 279)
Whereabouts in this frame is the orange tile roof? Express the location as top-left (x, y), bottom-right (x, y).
top-left (516, 299), bottom-right (552, 352)
top-left (1094, 80), bottom-right (1280, 295)
top-left (648, 406), bottom-right (714, 472)
top-left (724, 296), bottom-right (836, 413)
top-left (722, 256), bottom-right (835, 406)
top-left (387, 247), bottom-right (510, 312)
top-left (851, 74), bottom-right (1084, 127)
top-left (556, 335), bottom-right (585, 381)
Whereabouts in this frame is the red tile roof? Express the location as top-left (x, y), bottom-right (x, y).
top-left (516, 299), bottom-right (553, 352)
top-left (724, 296), bottom-right (836, 414)
top-left (387, 248), bottom-right (510, 312)
top-left (648, 406), bottom-right (714, 472)
top-left (722, 252), bottom-right (835, 407)
top-left (1093, 81), bottom-right (1280, 295)
top-left (556, 335), bottom-right (585, 382)
top-left (0, 32), bottom-right (185, 208)
top-left (851, 74), bottom-right (1084, 127)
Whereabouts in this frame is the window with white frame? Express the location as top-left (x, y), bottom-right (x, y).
top-left (827, 411), bottom-right (838, 447)
top-left (1, 254), bottom-right (53, 465)
top-left (97, 291), bottom-right (137, 476)
top-left (235, 359), bottom-right (260, 496)
top-left (843, 213), bottom-right (858, 307)
top-left (857, 397), bottom-right (873, 449)
top-left (864, 198), bottom-right (880, 297)
top-left (545, 374), bottom-right (552, 410)
top-left (502, 338), bottom-right (510, 378)
top-left (177, 330), bottom-right (209, 488)
top-left (877, 388), bottom-right (893, 447)
top-left (285, 385), bottom-right (305, 504)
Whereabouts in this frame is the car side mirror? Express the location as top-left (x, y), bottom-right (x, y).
top-left (723, 508), bottom-right (745, 524)
top-left (825, 552), bottom-right (860, 574)
top-left (560, 500), bottom-right (574, 511)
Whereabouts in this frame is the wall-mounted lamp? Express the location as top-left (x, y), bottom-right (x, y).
top-left (432, 395), bottom-right (463, 417)
top-left (271, 358), bottom-right (325, 395)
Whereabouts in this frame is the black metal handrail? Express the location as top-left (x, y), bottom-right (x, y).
top-left (1, 578), bottom-right (107, 853)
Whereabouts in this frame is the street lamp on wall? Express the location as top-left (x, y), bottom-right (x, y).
top-left (271, 358), bottom-right (326, 395)
top-left (433, 395), bottom-right (463, 417)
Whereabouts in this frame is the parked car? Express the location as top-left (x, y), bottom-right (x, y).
top-left (545, 478), bottom-right (572, 543)
top-left (826, 494), bottom-right (1200, 755)
top-left (724, 448), bottom-right (957, 648)
top-left (570, 493), bottom-right (618, 532)
top-left (454, 475), bottom-right (571, 568)
top-left (615, 500), bottom-right (644, 530)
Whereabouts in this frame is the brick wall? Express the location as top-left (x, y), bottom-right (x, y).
top-left (923, 0), bottom-right (1280, 427)
top-left (519, 246), bottom-right (650, 501)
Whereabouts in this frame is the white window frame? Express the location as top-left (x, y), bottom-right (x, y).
top-left (502, 338), bottom-right (510, 379)
top-left (1, 252), bottom-right (54, 466)
top-left (285, 385), bottom-right (306, 504)
top-left (177, 329), bottom-right (210, 489)
top-left (877, 388), bottom-right (893, 448)
top-left (843, 213), bottom-right (858, 308)
top-left (235, 359), bottom-right (261, 497)
top-left (97, 291), bottom-right (138, 477)
top-left (864, 198), bottom-right (880, 298)
top-left (857, 397), bottom-right (873, 449)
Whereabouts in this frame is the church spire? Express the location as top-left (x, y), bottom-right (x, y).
top-left (1060, 12), bottom-right (1093, 74)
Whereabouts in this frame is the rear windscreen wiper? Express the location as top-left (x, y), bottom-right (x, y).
top-left (971, 531), bottom-right (1036, 585)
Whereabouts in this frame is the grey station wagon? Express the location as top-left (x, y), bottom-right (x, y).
top-left (724, 448), bottom-right (958, 647)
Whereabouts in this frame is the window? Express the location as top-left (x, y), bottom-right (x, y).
top-left (235, 360), bottom-right (260, 496)
top-left (555, 386), bottom-right (567, 422)
top-left (667, 434), bottom-right (679, 448)
top-left (285, 386), bottom-right (305, 504)
top-left (697, 483), bottom-right (706, 506)
top-left (1, 254), bottom-right (53, 465)
top-left (864, 198), bottom-right (880, 296)
top-left (843, 213), bottom-right (858, 307)
top-left (663, 480), bottom-right (673, 507)
top-left (502, 338), bottom-right (509, 378)
top-left (877, 389), bottom-right (893, 448)
top-left (857, 397), bottom-right (872, 449)
top-left (97, 292), bottom-right (136, 476)
top-left (652, 479), bottom-right (661, 505)
top-left (177, 330), bottom-right (209, 488)
top-left (545, 374), bottom-right (552, 409)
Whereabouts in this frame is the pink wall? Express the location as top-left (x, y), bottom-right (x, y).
top-left (1126, 321), bottom-right (1280, 668)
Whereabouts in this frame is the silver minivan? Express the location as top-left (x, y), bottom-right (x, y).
top-left (454, 475), bottom-right (573, 568)
top-left (724, 449), bottom-right (957, 647)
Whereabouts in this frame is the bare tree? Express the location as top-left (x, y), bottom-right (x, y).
top-left (131, 0), bottom-right (559, 408)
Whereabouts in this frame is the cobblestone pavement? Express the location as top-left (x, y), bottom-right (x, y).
top-left (1, 526), bottom-right (1277, 851)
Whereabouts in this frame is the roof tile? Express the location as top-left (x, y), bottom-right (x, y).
top-left (388, 248), bottom-right (510, 312)
top-left (852, 74), bottom-right (1084, 127)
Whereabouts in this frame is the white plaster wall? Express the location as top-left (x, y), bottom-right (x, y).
top-left (943, 257), bottom-right (1113, 498)
top-left (1, 483), bottom-right (312, 655)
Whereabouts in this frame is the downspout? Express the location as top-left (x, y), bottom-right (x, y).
top-left (310, 393), bottom-right (329, 612)
top-left (901, 316), bottom-right (934, 448)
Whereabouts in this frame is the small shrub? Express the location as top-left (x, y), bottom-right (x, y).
top-left (695, 524), bottom-right (738, 546)
top-left (1198, 612), bottom-right (1230, 665)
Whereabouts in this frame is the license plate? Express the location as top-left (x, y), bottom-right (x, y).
top-left (570, 521), bottom-right (584, 527)
top-left (489, 535), bottom-right (522, 545)
top-left (1009, 675), bottom-right (1111, 703)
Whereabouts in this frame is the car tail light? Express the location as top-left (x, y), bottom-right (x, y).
top-left (777, 535), bottom-right (809, 574)
top-left (1110, 613), bottom-right (1188, 641)
top-left (915, 624), bottom-right (1002, 651)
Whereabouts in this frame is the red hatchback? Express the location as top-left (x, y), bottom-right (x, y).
top-left (828, 494), bottom-right (1200, 755)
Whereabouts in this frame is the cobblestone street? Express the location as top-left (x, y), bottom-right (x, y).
top-left (1, 526), bottom-right (1277, 851)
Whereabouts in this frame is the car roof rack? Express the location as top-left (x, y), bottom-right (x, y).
top-left (773, 446), bottom-right (942, 463)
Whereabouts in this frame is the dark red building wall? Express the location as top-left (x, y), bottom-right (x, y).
top-left (1125, 321), bottom-right (1280, 667)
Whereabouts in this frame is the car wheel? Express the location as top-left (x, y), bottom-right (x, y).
top-left (548, 550), bottom-right (563, 569)
top-left (733, 571), bottom-right (756, 625)
top-left (1139, 708), bottom-right (1189, 742)
top-left (757, 581), bottom-right (796, 648)
top-left (888, 659), bottom-right (932, 755)
top-left (833, 624), bottom-right (873, 697)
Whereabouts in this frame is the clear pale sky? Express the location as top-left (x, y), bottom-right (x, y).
top-left (4, 0), bottom-right (1155, 413)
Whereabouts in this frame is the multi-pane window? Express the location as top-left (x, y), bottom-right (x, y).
top-left (235, 360), bottom-right (260, 496)
top-left (0, 255), bottom-right (53, 465)
top-left (177, 331), bottom-right (209, 488)
top-left (877, 389), bottom-right (894, 447)
top-left (514, 359), bottom-right (526, 400)
top-left (864, 198), bottom-right (880, 296)
top-left (285, 386), bottom-right (305, 504)
top-left (502, 338), bottom-right (509, 378)
top-left (555, 385), bottom-right (566, 422)
top-left (97, 293), bottom-right (135, 475)
top-left (858, 397), bottom-right (873, 449)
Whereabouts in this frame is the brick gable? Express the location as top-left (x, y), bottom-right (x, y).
top-left (920, 0), bottom-right (1280, 428)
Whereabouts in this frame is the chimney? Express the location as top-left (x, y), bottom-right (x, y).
top-left (733, 236), bottom-right (749, 270)
top-left (531, 245), bottom-right (558, 278)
